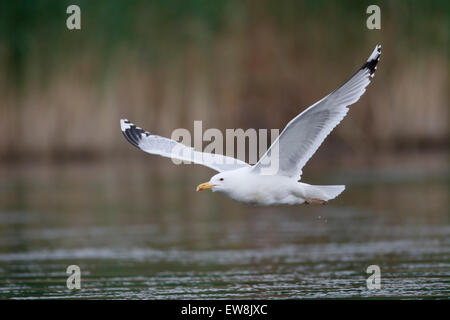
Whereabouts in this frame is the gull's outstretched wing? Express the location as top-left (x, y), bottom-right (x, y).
top-left (120, 119), bottom-right (250, 172)
top-left (252, 45), bottom-right (381, 179)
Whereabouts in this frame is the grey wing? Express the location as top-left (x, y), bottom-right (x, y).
top-left (120, 119), bottom-right (250, 172)
top-left (252, 45), bottom-right (381, 178)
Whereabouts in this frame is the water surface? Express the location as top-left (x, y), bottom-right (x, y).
top-left (0, 158), bottom-right (448, 299)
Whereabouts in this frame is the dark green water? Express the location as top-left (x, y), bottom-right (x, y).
top-left (0, 159), bottom-right (448, 299)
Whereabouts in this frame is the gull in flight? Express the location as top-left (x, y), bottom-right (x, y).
top-left (121, 45), bottom-right (381, 205)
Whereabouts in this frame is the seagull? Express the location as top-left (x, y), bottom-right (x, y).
top-left (121, 45), bottom-right (381, 206)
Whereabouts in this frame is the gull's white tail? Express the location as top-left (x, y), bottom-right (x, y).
top-left (308, 185), bottom-right (346, 201)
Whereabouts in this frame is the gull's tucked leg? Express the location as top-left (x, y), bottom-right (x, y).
top-left (305, 198), bottom-right (326, 205)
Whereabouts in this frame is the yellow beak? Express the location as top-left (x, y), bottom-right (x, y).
top-left (196, 182), bottom-right (215, 191)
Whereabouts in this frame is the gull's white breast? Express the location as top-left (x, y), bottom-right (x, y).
top-left (219, 168), bottom-right (306, 206)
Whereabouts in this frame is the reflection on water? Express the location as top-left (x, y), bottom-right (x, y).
top-left (0, 156), bottom-right (448, 299)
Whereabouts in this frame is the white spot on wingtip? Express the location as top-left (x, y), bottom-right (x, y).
top-left (120, 119), bottom-right (132, 131)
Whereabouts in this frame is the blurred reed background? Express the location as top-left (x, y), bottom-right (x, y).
top-left (0, 0), bottom-right (447, 164)
top-left (0, 0), bottom-right (448, 300)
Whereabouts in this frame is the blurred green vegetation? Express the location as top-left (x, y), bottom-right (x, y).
top-left (0, 0), bottom-right (447, 85)
top-left (0, 0), bottom-right (448, 161)
top-left (0, 0), bottom-right (233, 85)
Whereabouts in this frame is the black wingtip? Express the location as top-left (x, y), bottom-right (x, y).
top-left (120, 119), bottom-right (151, 149)
top-left (361, 44), bottom-right (381, 76)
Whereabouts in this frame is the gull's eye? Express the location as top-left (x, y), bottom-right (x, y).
top-left (219, 178), bottom-right (224, 181)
